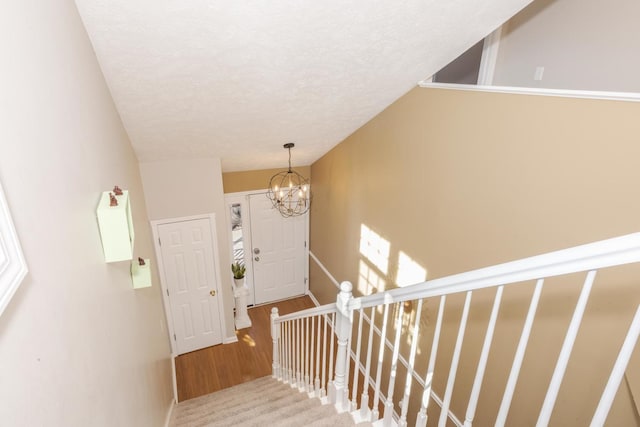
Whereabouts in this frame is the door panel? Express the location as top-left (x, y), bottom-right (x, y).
top-left (159, 218), bottom-right (222, 355)
top-left (250, 194), bottom-right (306, 304)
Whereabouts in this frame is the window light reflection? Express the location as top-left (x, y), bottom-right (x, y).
top-left (396, 251), bottom-right (427, 288)
top-left (359, 224), bottom-right (390, 275)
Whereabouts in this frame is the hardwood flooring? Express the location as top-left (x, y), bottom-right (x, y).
top-left (175, 295), bottom-right (315, 402)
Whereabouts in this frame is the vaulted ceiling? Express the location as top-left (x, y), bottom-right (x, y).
top-left (75, 0), bottom-right (532, 172)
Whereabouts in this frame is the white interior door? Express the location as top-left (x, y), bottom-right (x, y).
top-left (249, 193), bottom-right (306, 304)
top-left (158, 218), bottom-right (222, 355)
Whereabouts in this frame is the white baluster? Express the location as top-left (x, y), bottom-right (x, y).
top-left (372, 303), bottom-right (391, 421)
top-left (399, 299), bottom-right (424, 427)
top-left (590, 304), bottom-right (640, 426)
top-left (288, 320), bottom-right (294, 385)
top-left (537, 270), bottom-right (596, 427)
top-left (328, 311), bottom-right (336, 403)
top-left (352, 308), bottom-right (364, 411)
top-left (438, 291), bottom-right (473, 427)
top-left (416, 295), bottom-right (446, 427)
top-left (315, 315), bottom-right (321, 396)
top-left (464, 286), bottom-right (504, 427)
top-left (383, 302), bottom-right (405, 426)
top-left (297, 318), bottom-right (302, 388)
top-left (305, 316), bottom-right (310, 392)
top-left (361, 306), bottom-right (377, 420)
top-left (344, 307), bottom-right (354, 409)
top-left (292, 319), bottom-right (296, 386)
top-left (279, 323), bottom-right (284, 381)
top-left (310, 316), bottom-right (315, 393)
top-left (283, 321), bottom-right (289, 384)
top-left (309, 316), bottom-right (315, 393)
top-left (322, 312), bottom-right (329, 397)
top-left (496, 279), bottom-right (544, 426)
top-left (330, 281), bottom-right (354, 412)
top-left (300, 317), bottom-right (305, 389)
top-left (271, 307), bottom-right (280, 379)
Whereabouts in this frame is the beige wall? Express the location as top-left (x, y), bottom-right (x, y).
top-left (494, 0), bottom-right (640, 92)
top-left (309, 87), bottom-right (640, 425)
top-left (0, 0), bottom-right (173, 425)
top-left (139, 158), bottom-right (236, 340)
top-left (223, 166), bottom-right (311, 194)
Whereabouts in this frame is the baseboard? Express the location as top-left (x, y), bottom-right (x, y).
top-left (163, 398), bottom-right (175, 427)
top-left (223, 335), bottom-right (239, 344)
top-left (171, 354), bottom-right (178, 405)
top-left (307, 290), bottom-right (321, 307)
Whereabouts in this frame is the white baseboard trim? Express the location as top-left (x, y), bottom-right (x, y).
top-left (163, 398), bottom-right (175, 427)
top-left (307, 290), bottom-right (321, 307)
top-left (223, 335), bottom-right (238, 344)
top-left (171, 354), bottom-right (178, 405)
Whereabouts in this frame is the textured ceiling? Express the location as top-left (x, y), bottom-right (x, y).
top-left (75, 0), bottom-right (532, 172)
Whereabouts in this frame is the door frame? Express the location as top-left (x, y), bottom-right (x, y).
top-left (151, 213), bottom-right (227, 357)
top-left (224, 189), bottom-right (310, 303)
top-left (224, 191), bottom-right (257, 306)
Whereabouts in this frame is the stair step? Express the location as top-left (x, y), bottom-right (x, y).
top-left (307, 411), bottom-right (372, 427)
top-left (277, 401), bottom-right (338, 427)
top-left (170, 376), bottom-right (371, 427)
top-left (238, 396), bottom-right (324, 427)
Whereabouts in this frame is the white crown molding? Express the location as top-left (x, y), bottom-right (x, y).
top-left (418, 81), bottom-right (640, 103)
top-left (0, 179), bottom-right (28, 317)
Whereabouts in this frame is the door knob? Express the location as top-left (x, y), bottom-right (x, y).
top-left (253, 248), bottom-right (260, 254)
top-left (210, 290), bottom-right (216, 297)
top-left (254, 256), bottom-right (260, 261)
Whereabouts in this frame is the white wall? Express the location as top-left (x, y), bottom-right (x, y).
top-left (493, 0), bottom-right (640, 92)
top-left (0, 0), bottom-right (173, 425)
top-left (139, 159), bottom-right (236, 340)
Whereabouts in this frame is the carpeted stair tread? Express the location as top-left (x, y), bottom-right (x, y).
top-left (170, 377), bottom-right (369, 426)
top-left (175, 376), bottom-right (276, 417)
top-left (174, 383), bottom-right (304, 426)
top-left (276, 401), bottom-right (341, 427)
top-left (205, 389), bottom-right (315, 426)
top-left (178, 376), bottom-right (276, 410)
top-left (306, 411), bottom-right (374, 427)
top-left (231, 395), bottom-right (324, 427)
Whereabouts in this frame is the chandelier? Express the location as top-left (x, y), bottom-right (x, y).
top-left (267, 143), bottom-right (311, 217)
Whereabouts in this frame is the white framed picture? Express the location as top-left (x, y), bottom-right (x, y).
top-left (0, 178), bottom-right (27, 316)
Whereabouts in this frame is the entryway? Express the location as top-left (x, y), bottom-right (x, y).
top-left (225, 191), bottom-right (308, 306)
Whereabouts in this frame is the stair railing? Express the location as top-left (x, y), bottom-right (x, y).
top-left (271, 232), bottom-right (640, 426)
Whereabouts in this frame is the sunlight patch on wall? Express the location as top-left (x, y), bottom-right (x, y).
top-left (359, 224), bottom-right (390, 275)
top-left (396, 251), bottom-right (427, 287)
top-left (358, 260), bottom-right (387, 296)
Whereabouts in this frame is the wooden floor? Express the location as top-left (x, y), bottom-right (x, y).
top-left (175, 295), bottom-right (315, 402)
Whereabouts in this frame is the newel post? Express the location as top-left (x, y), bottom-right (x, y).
top-left (271, 307), bottom-right (280, 379)
top-left (330, 281), bottom-right (354, 412)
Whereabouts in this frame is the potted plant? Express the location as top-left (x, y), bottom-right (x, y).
top-left (231, 262), bottom-right (246, 288)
